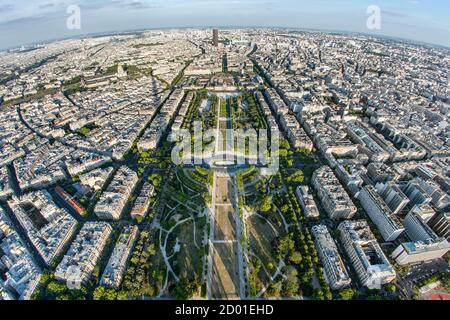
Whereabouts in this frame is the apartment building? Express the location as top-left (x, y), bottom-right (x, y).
top-left (311, 225), bottom-right (351, 290)
top-left (55, 222), bottom-right (113, 285)
top-left (358, 186), bottom-right (405, 242)
top-left (94, 166), bottom-right (138, 220)
top-left (338, 220), bottom-right (396, 289)
top-left (312, 166), bottom-right (357, 220)
top-left (296, 186), bottom-right (320, 219)
top-left (100, 225), bottom-right (138, 289)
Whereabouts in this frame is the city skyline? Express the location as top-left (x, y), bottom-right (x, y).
top-left (1, 0), bottom-right (450, 51)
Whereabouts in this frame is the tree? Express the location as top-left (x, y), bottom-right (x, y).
top-left (152, 269), bottom-right (165, 283)
top-left (385, 284), bottom-right (397, 293)
top-left (43, 280), bottom-right (88, 300)
top-left (280, 204), bottom-right (290, 214)
top-left (93, 286), bottom-right (106, 300)
top-left (149, 174), bottom-right (162, 188)
top-left (252, 258), bottom-right (262, 274)
top-left (172, 277), bottom-right (199, 300)
top-left (282, 277), bottom-right (299, 297)
top-left (39, 270), bottom-right (53, 285)
top-left (47, 281), bottom-right (67, 296)
top-left (312, 255), bottom-right (319, 264)
top-left (277, 234), bottom-right (295, 257)
top-left (259, 195), bottom-right (273, 213)
top-left (71, 287), bottom-right (88, 300)
top-left (78, 127), bottom-right (90, 136)
top-left (289, 251), bottom-right (302, 265)
top-left (287, 171), bottom-right (304, 184)
top-left (300, 273), bottom-right (312, 285)
top-left (279, 149), bottom-right (288, 158)
top-left (93, 286), bottom-right (119, 300)
top-left (284, 265), bottom-right (298, 279)
top-left (287, 158), bottom-right (294, 167)
top-left (323, 287), bottom-right (333, 300)
top-left (313, 289), bottom-right (324, 300)
top-left (146, 243), bottom-right (156, 256)
top-left (266, 281), bottom-right (282, 297)
top-left (116, 291), bottom-right (128, 300)
top-left (135, 216), bottom-right (144, 224)
top-left (280, 139), bottom-right (290, 151)
top-left (339, 288), bottom-right (356, 300)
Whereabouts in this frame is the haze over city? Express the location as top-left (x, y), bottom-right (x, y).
top-left (1, 0), bottom-right (450, 50)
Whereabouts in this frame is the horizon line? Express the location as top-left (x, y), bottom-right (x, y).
top-left (2, 25), bottom-right (450, 53)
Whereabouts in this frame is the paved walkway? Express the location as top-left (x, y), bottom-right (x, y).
top-left (206, 98), bottom-right (247, 299)
top-left (157, 215), bottom-right (193, 296)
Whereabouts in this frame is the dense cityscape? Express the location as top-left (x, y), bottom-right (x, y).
top-left (0, 27), bottom-right (449, 301)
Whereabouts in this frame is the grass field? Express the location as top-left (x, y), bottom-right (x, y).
top-left (219, 99), bottom-right (231, 118)
top-left (172, 219), bottom-right (204, 280)
top-left (247, 215), bottom-right (278, 267)
top-left (177, 168), bottom-right (207, 193)
top-left (246, 214), bottom-right (284, 292)
top-left (146, 233), bottom-right (167, 293)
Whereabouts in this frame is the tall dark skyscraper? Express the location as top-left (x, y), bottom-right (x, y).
top-left (213, 29), bottom-right (219, 47)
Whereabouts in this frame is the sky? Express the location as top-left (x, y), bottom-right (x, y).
top-left (0, 0), bottom-right (449, 50)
